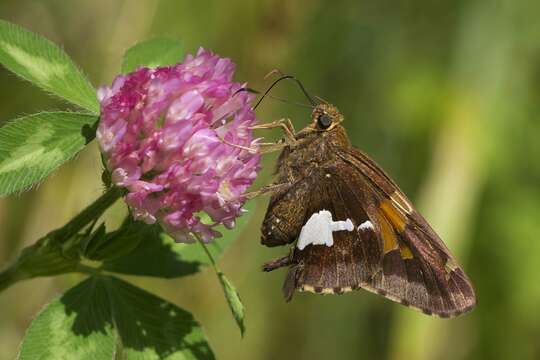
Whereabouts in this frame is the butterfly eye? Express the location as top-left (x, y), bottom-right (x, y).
top-left (317, 113), bottom-right (333, 129)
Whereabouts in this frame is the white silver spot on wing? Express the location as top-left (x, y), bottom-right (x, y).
top-left (296, 210), bottom-right (354, 250)
top-left (357, 220), bottom-right (374, 231)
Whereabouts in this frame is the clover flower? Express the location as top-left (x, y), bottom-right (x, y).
top-left (97, 48), bottom-right (260, 242)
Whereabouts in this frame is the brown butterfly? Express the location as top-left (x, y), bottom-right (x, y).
top-left (257, 90), bottom-right (476, 318)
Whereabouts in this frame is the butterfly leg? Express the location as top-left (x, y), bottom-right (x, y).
top-left (262, 254), bottom-right (291, 272)
top-left (242, 182), bottom-right (290, 200)
top-left (217, 137), bottom-right (288, 154)
top-left (258, 141), bottom-right (288, 154)
top-left (249, 118), bottom-right (297, 147)
top-left (262, 248), bottom-right (300, 301)
top-left (218, 118), bottom-right (297, 154)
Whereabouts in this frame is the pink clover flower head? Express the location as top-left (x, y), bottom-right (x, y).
top-left (97, 48), bottom-right (260, 242)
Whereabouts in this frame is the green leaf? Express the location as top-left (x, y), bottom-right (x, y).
top-left (195, 238), bottom-right (246, 337)
top-left (218, 272), bottom-right (246, 337)
top-left (0, 227), bottom-right (82, 294)
top-left (79, 222), bottom-right (107, 258)
top-left (0, 20), bottom-right (98, 113)
top-left (104, 276), bottom-right (214, 359)
top-left (19, 276), bottom-right (215, 360)
top-left (18, 276), bottom-right (115, 360)
top-left (103, 202), bottom-right (256, 278)
top-left (121, 38), bottom-right (184, 74)
top-left (81, 220), bottom-right (145, 262)
top-left (0, 112), bottom-right (97, 197)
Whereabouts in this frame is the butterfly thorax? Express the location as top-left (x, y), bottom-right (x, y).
top-left (276, 122), bottom-right (351, 183)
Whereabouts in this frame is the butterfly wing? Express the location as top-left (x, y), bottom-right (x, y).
top-left (278, 152), bottom-right (476, 317)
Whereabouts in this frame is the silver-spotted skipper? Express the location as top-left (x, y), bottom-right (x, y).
top-left (256, 80), bottom-right (476, 318)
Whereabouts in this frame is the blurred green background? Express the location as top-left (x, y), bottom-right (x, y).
top-left (1, 1), bottom-right (539, 359)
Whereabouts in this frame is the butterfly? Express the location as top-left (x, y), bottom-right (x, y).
top-left (259, 101), bottom-right (476, 318)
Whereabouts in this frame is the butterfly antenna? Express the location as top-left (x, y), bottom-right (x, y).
top-left (233, 87), bottom-right (260, 96)
top-left (315, 95), bottom-right (330, 104)
top-left (254, 75), bottom-right (316, 110)
top-left (267, 96), bottom-right (314, 109)
top-left (234, 87), bottom-right (313, 109)
top-left (265, 69), bottom-right (318, 106)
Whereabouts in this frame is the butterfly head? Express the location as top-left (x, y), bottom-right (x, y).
top-left (312, 103), bottom-right (344, 131)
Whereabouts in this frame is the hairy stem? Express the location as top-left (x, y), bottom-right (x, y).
top-left (195, 234), bottom-right (217, 269)
top-left (0, 268), bottom-right (20, 293)
top-left (0, 186), bottom-right (124, 293)
top-left (49, 186), bottom-right (125, 242)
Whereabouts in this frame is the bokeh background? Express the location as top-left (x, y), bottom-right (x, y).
top-left (1, 1), bottom-right (540, 359)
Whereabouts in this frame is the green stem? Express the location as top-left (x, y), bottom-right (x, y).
top-left (0, 268), bottom-right (20, 293)
top-left (195, 234), bottom-right (218, 270)
top-left (196, 233), bottom-right (246, 336)
top-left (50, 186), bottom-right (125, 243)
top-left (0, 187), bottom-right (124, 293)
top-left (76, 263), bottom-right (102, 276)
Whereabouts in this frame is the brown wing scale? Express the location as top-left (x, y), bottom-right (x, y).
top-left (281, 158), bottom-right (476, 318)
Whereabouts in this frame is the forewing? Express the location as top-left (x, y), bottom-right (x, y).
top-left (289, 157), bottom-right (476, 317)
top-left (344, 148), bottom-right (475, 313)
top-left (338, 147), bottom-right (455, 259)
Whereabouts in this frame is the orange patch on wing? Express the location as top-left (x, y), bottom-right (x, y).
top-left (380, 200), bottom-right (407, 233)
top-left (399, 243), bottom-right (414, 259)
top-left (377, 213), bottom-right (399, 253)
